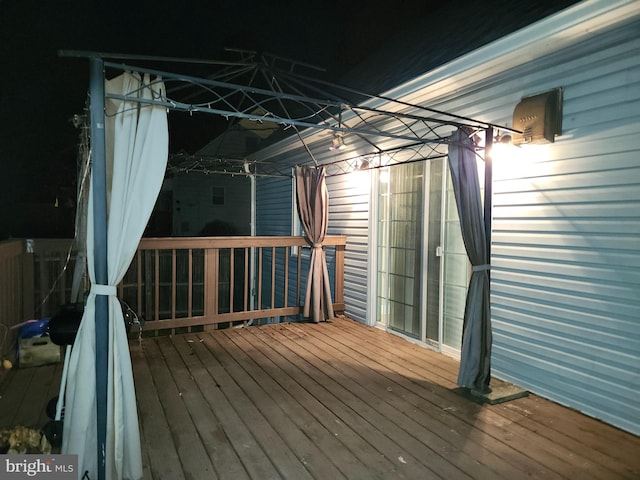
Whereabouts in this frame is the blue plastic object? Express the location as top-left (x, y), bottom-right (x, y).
top-left (18, 318), bottom-right (50, 339)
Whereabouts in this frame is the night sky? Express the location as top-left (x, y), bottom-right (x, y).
top-left (0, 0), bottom-right (579, 238)
top-left (1, 0), bottom-right (444, 237)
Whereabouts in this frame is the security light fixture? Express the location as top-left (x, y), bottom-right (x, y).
top-left (512, 88), bottom-right (563, 145)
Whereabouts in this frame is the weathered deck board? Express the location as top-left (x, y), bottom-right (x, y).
top-left (234, 327), bottom-right (408, 479)
top-left (210, 331), bottom-right (354, 480)
top-left (298, 321), bottom-right (568, 479)
top-left (326, 318), bottom-right (620, 479)
top-left (143, 338), bottom-right (218, 479)
top-left (281, 322), bottom-right (549, 480)
top-left (500, 394), bottom-right (640, 477)
top-left (170, 334), bottom-right (280, 480)
top-left (0, 365), bottom-right (36, 428)
top-left (245, 323), bottom-right (477, 479)
top-left (217, 327), bottom-right (404, 480)
top-left (345, 320), bottom-right (637, 476)
top-left (199, 332), bottom-right (329, 480)
top-left (188, 332), bottom-right (314, 479)
top-left (0, 361), bottom-right (61, 431)
top-left (155, 336), bottom-right (250, 480)
top-left (130, 340), bottom-right (186, 480)
top-left (320, 318), bottom-right (639, 479)
top-left (1, 317), bottom-right (639, 480)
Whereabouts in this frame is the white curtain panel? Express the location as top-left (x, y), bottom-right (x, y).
top-left (62, 72), bottom-right (168, 479)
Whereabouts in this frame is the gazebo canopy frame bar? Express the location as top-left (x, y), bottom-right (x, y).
top-left (61, 49), bottom-right (519, 152)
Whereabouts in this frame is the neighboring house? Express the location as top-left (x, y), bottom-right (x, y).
top-left (171, 172), bottom-right (252, 236)
top-left (248, 0), bottom-right (640, 436)
top-left (169, 125), bottom-right (259, 236)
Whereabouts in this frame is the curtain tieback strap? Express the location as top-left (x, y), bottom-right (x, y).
top-left (312, 243), bottom-right (323, 248)
top-left (472, 264), bottom-right (491, 272)
top-left (91, 284), bottom-right (117, 296)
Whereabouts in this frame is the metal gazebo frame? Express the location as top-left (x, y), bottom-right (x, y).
top-left (61, 49), bottom-right (519, 480)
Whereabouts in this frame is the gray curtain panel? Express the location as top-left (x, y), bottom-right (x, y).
top-left (447, 129), bottom-right (492, 393)
top-left (295, 165), bottom-right (335, 322)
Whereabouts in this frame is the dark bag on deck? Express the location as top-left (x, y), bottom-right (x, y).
top-left (48, 300), bottom-right (137, 346)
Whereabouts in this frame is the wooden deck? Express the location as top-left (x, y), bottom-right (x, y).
top-left (1, 317), bottom-right (639, 479)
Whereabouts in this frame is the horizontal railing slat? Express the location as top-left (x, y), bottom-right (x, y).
top-left (142, 307), bottom-right (304, 331)
top-left (139, 235), bottom-right (347, 249)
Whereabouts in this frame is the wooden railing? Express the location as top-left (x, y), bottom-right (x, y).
top-left (120, 235), bottom-right (347, 332)
top-left (4, 236), bottom-right (346, 337)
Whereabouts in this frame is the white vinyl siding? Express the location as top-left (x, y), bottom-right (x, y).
top-left (485, 19), bottom-right (639, 434)
top-left (172, 174), bottom-right (251, 236)
top-left (255, 175), bottom-right (305, 315)
top-left (326, 172), bottom-right (371, 323)
top-left (256, 176), bottom-right (292, 237)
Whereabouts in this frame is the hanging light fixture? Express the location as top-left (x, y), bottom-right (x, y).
top-left (329, 132), bottom-right (346, 151)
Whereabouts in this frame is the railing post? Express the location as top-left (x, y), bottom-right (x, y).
top-left (144, 250), bottom-right (154, 321)
top-left (22, 240), bottom-right (35, 320)
top-left (334, 244), bottom-right (345, 312)
top-left (204, 248), bottom-right (219, 321)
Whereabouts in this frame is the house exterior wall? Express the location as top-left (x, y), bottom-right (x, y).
top-left (255, 175), bottom-right (300, 313)
top-left (487, 21), bottom-right (640, 435)
top-left (253, 0), bottom-right (640, 434)
top-left (325, 172), bottom-right (372, 323)
top-left (255, 173), bottom-right (352, 317)
top-left (172, 174), bottom-right (251, 236)
top-left (255, 151), bottom-right (377, 323)
top-left (255, 176), bottom-right (292, 237)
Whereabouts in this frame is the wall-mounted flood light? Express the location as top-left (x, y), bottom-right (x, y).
top-left (512, 88), bottom-right (563, 145)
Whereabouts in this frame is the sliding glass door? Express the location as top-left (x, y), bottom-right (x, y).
top-left (376, 159), bottom-right (444, 342)
top-left (376, 161), bottom-right (424, 337)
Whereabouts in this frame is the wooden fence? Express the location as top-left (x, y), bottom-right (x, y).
top-left (0, 240), bottom-right (29, 362)
top-left (0, 238), bottom-right (80, 363)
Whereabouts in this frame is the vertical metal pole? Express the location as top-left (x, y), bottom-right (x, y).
top-left (89, 56), bottom-right (108, 480)
top-left (250, 174), bottom-right (256, 310)
top-left (484, 127), bottom-right (493, 265)
top-left (482, 126), bottom-right (494, 392)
